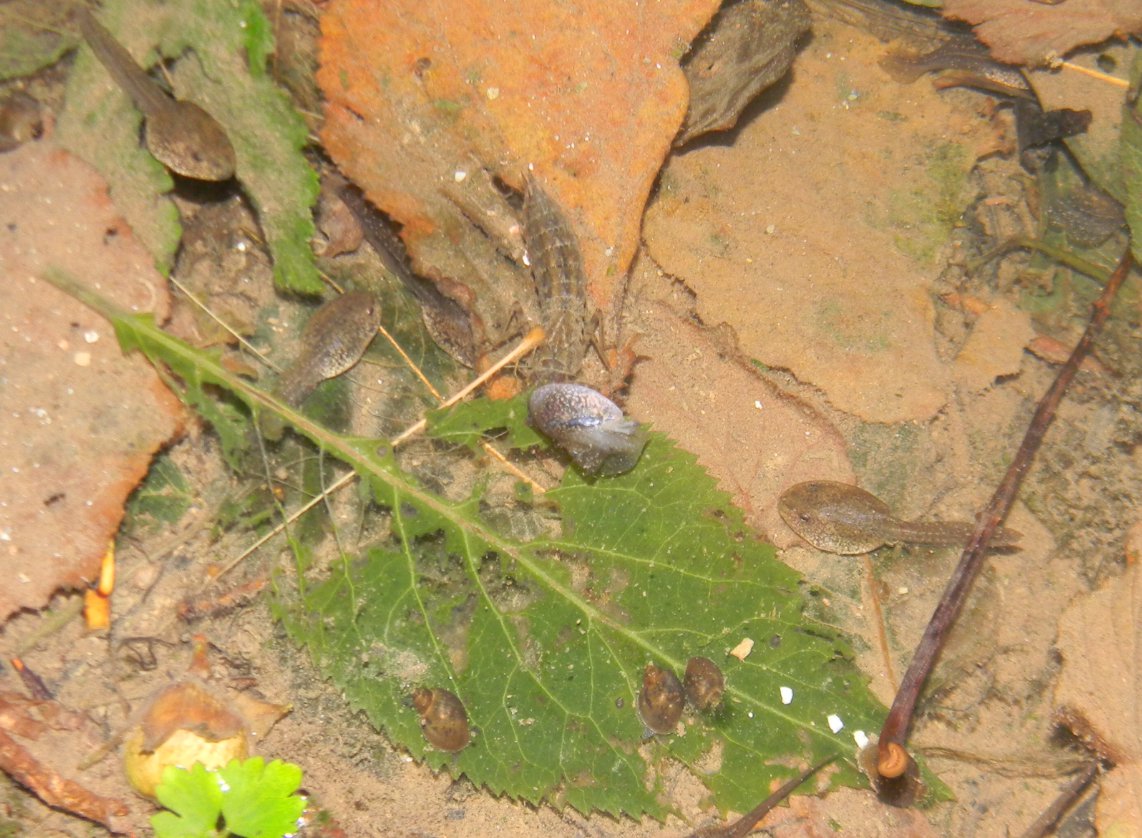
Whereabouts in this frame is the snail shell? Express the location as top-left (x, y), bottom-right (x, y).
top-left (683, 656), bottom-right (725, 711)
top-left (528, 383), bottom-right (648, 476)
top-left (412, 687), bottom-right (470, 752)
top-left (638, 663), bottom-right (684, 734)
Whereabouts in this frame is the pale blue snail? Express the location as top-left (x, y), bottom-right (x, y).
top-left (528, 383), bottom-right (648, 476)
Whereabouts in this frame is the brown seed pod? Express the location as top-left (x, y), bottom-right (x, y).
top-left (412, 687), bottom-right (470, 752)
top-left (638, 664), bottom-right (684, 734)
top-left (683, 656), bottom-right (725, 711)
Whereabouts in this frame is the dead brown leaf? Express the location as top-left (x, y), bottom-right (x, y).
top-left (0, 141), bottom-right (183, 622)
top-left (952, 299), bottom-right (1034, 393)
top-left (318, 0), bottom-right (720, 362)
top-left (643, 18), bottom-right (998, 423)
top-left (942, 0), bottom-right (1142, 65)
top-left (625, 257), bottom-right (852, 547)
top-left (1055, 561), bottom-right (1142, 833)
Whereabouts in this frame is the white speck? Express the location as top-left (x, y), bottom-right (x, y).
top-left (898, 586), bottom-right (909, 595)
top-left (522, 251), bottom-right (531, 267)
top-left (74, 352), bottom-right (91, 367)
top-left (486, 87), bottom-right (500, 100)
top-left (454, 170), bottom-right (467, 183)
top-left (236, 240), bottom-right (249, 252)
top-left (753, 400), bottom-right (762, 410)
top-left (215, 775), bottom-right (230, 793)
top-left (779, 686), bottom-right (793, 705)
top-left (747, 711), bottom-right (754, 719)
top-left (854, 730), bottom-right (870, 749)
top-left (827, 713), bottom-right (844, 733)
top-left (765, 224), bottom-right (776, 235)
top-left (0, 529), bottom-right (10, 542)
top-left (83, 330), bottom-right (99, 344)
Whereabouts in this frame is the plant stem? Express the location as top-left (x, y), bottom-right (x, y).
top-left (876, 247), bottom-right (1135, 784)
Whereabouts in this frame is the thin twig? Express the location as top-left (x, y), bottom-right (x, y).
top-left (1018, 761), bottom-right (1099, 838)
top-left (389, 326), bottom-right (545, 446)
top-left (686, 756), bottom-right (837, 838)
top-left (876, 248), bottom-right (1135, 780)
top-left (167, 275), bottom-right (278, 370)
top-left (1058, 60), bottom-right (1129, 89)
top-left (375, 321), bottom-right (443, 401)
top-left (217, 326), bottom-right (548, 580)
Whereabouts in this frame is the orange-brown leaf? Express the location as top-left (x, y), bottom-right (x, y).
top-left (318, 0), bottom-right (719, 355)
top-left (942, 0), bottom-right (1142, 65)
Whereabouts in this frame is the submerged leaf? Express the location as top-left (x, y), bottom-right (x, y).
top-left (48, 276), bottom-right (889, 817)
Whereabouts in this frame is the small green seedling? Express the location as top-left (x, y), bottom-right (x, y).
top-left (151, 757), bottom-right (305, 838)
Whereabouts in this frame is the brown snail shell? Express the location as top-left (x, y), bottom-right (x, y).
top-left (638, 664), bottom-right (684, 734)
top-left (412, 687), bottom-right (470, 752)
top-left (683, 656), bottom-right (725, 711)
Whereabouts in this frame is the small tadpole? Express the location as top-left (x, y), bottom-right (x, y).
top-left (77, 9), bottom-right (236, 181)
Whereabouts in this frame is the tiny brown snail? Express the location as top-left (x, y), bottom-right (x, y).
top-left (528, 383), bottom-right (648, 476)
top-left (638, 663), bottom-right (684, 734)
top-left (412, 687), bottom-right (471, 752)
top-left (683, 656), bottom-right (725, 711)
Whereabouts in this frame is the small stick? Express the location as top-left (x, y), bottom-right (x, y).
top-left (10, 658), bottom-right (52, 700)
top-left (375, 321), bottom-right (443, 401)
top-left (389, 326), bottom-right (545, 446)
top-left (1018, 761), bottom-right (1099, 838)
top-left (217, 327), bottom-right (548, 580)
top-left (686, 755), bottom-right (836, 838)
top-left (876, 248), bottom-right (1135, 780)
top-left (1057, 60), bottom-right (1129, 89)
top-left (167, 275), bottom-right (278, 371)
top-left (212, 470), bottom-right (356, 582)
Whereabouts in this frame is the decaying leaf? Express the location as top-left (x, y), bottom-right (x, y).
top-left (941, 0), bottom-right (1142, 66)
top-left (952, 299), bottom-right (1034, 393)
top-left (318, 0), bottom-right (720, 365)
top-left (643, 16), bottom-right (998, 423)
top-left (0, 141), bottom-right (183, 622)
top-left (1054, 562), bottom-right (1142, 834)
top-left (678, 0), bottom-right (811, 145)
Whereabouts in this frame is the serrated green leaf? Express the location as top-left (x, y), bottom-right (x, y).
top-left (152, 762), bottom-right (224, 837)
top-left (218, 758), bottom-right (305, 838)
top-left (46, 271), bottom-right (890, 817)
top-left (426, 392), bottom-right (543, 451)
top-left (1123, 50), bottom-right (1142, 265)
top-left (57, 0), bottom-right (319, 291)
